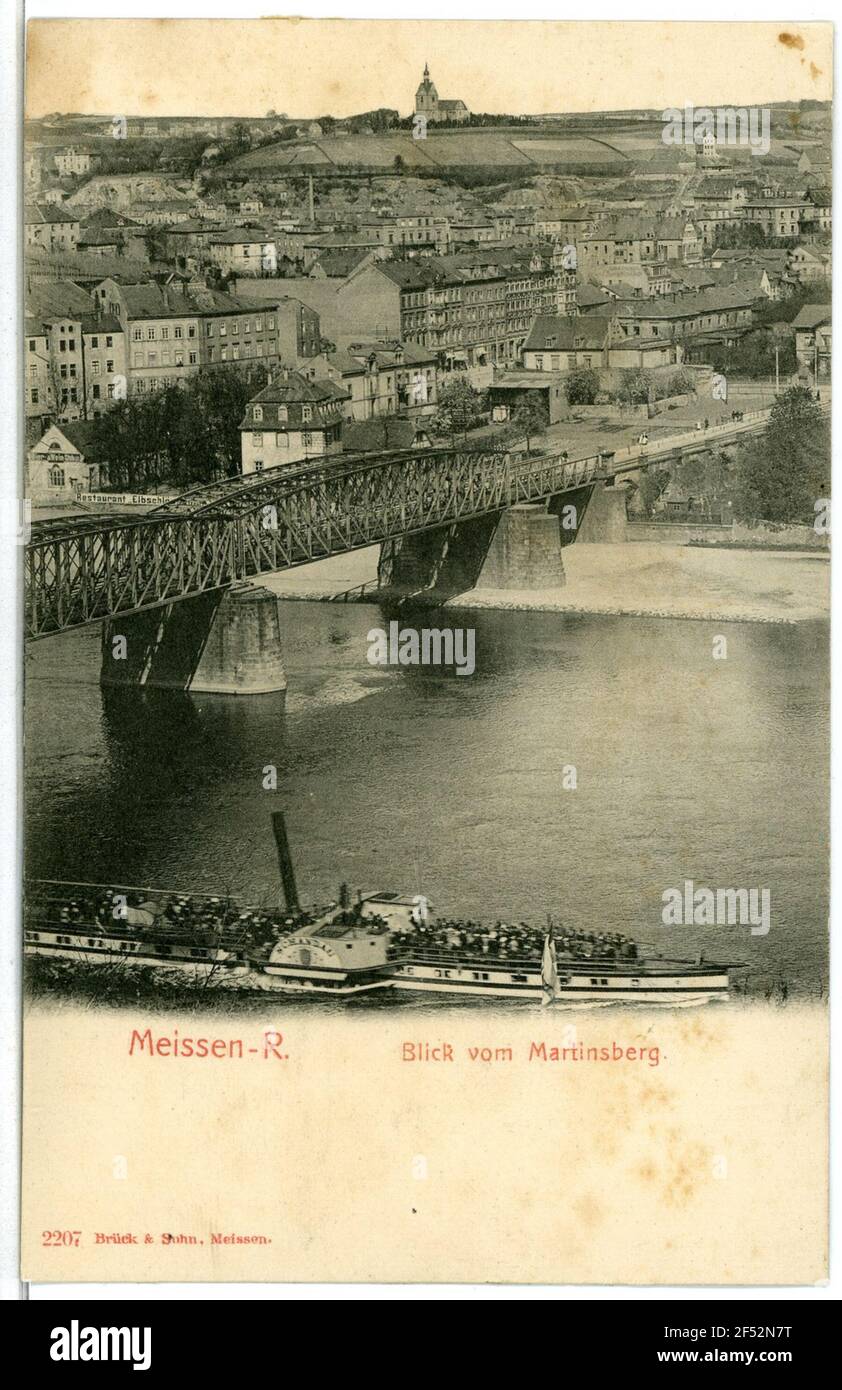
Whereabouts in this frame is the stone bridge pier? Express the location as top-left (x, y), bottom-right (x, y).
top-left (550, 478), bottom-right (630, 545)
top-left (380, 503), bottom-right (566, 597)
top-left (100, 584), bottom-right (287, 696)
top-left (379, 481), bottom-right (630, 600)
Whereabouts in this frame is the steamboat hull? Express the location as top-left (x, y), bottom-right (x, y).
top-left (25, 927), bottom-right (734, 1005)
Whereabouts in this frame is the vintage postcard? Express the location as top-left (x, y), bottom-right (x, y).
top-left (20, 16), bottom-right (831, 1285)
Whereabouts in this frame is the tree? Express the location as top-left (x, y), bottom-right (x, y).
top-left (731, 386), bottom-right (829, 524)
top-left (636, 467), bottom-right (670, 517)
top-left (89, 364), bottom-right (272, 490)
top-left (393, 155), bottom-right (406, 176)
top-left (708, 329), bottom-right (796, 380)
top-left (615, 369), bottom-right (652, 406)
top-left (435, 379), bottom-right (485, 440)
top-left (565, 367), bottom-right (600, 406)
top-left (510, 396), bottom-right (549, 454)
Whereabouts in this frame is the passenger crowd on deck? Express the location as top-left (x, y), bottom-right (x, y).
top-left (32, 890), bottom-right (637, 962)
top-left (389, 918), bottom-right (638, 963)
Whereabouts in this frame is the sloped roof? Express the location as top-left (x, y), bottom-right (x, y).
top-left (791, 304), bottom-right (831, 330)
top-left (26, 278), bottom-right (95, 318)
top-left (343, 417), bottom-right (427, 452)
top-left (25, 202), bottom-right (79, 224)
top-left (524, 314), bottom-right (610, 352)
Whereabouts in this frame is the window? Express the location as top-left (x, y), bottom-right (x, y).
top-left (28, 339), bottom-right (36, 352)
top-left (106, 359), bottom-right (114, 373)
top-left (106, 335), bottom-right (113, 348)
top-left (132, 351), bottom-right (142, 368)
top-left (60, 365), bottom-right (67, 380)
top-left (90, 335), bottom-right (99, 348)
top-left (91, 360), bottom-right (101, 376)
top-left (161, 326), bottom-right (169, 340)
top-left (30, 389), bottom-right (39, 404)
top-left (147, 352), bottom-right (157, 367)
top-left (267, 316), bottom-right (275, 328)
top-left (107, 382), bottom-right (117, 399)
top-left (69, 364), bottom-right (77, 379)
top-left (252, 431), bottom-right (263, 446)
top-left (146, 326), bottom-right (155, 340)
top-left (92, 384), bottom-right (101, 400)
top-left (252, 405), bottom-right (263, 421)
top-left (175, 351), bottom-right (184, 367)
top-left (276, 432), bottom-right (288, 447)
top-left (49, 466), bottom-right (65, 487)
top-left (132, 327), bottom-right (142, 341)
top-left (276, 405), bottom-right (287, 423)
top-left (254, 460), bottom-right (264, 473)
top-left (68, 340), bottom-right (75, 351)
top-left (302, 405), bottom-right (312, 422)
top-left (174, 325), bottom-right (183, 339)
top-left (206, 323), bottom-right (214, 336)
top-left (255, 317), bottom-right (262, 330)
top-left (302, 431), bottom-right (313, 447)
top-left (188, 325), bottom-right (196, 338)
top-left (188, 351), bottom-right (198, 365)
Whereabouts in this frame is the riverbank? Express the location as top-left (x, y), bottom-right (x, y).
top-left (258, 541), bottom-right (829, 625)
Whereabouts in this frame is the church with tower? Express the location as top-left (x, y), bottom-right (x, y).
top-left (414, 63), bottom-right (470, 124)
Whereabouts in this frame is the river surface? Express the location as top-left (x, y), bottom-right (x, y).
top-left (24, 603), bottom-right (829, 999)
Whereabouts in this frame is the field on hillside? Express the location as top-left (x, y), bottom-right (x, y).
top-left (228, 128), bottom-right (632, 175)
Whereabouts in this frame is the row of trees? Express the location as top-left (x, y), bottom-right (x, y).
top-left (434, 378), bottom-right (550, 453)
top-left (89, 365), bottom-right (270, 491)
top-left (637, 388), bottom-right (829, 526)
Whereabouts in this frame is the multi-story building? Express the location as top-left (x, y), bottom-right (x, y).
top-left (53, 147), bottom-right (95, 178)
top-left (25, 203), bottom-right (80, 252)
top-left (24, 306), bottom-right (126, 424)
top-left (358, 214), bottom-right (451, 254)
top-left (239, 370), bottom-right (350, 474)
top-left (792, 304), bottom-right (831, 379)
top-left (94, 278), bottom-right (285, 393)
top-left (301, 341), bottom-right (437, 419)
top-left (587, 284), bottom-right (756, 359)
top-left (744, 197), bottom-right (808, 240)
top-left (275, 297), bottom-right (322, 362)
top-left (24, 318), bottom-right (51, 426)
top-left (206, 230), bottom-right (278, 277)
top-left (337, 251), bottom-right (558, 368)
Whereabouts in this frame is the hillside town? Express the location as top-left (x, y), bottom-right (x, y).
top-left (24, 74), bottom-right (831, 525)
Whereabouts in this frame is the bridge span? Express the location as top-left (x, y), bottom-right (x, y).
top-left (25, 408), bottom-right (774, 642)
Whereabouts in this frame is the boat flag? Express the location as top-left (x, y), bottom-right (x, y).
top-left (541, 924), bottom-right (559, 1005)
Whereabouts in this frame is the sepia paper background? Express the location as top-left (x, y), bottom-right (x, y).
top-left (22, 18), bottom-right (832, 1284)
top-left (22, 1005), bottom-right (827, 1284)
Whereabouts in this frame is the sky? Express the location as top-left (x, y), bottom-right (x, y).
top-left (26, 19), bottom-right (833, 121)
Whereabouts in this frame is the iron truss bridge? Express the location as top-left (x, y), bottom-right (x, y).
top-left (25, 410), bottom-right (776, 638)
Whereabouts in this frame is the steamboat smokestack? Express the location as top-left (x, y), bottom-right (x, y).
top-left (271, 812), bottom-right (300, 915)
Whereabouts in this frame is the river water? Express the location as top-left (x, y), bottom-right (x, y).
top-left (24, 603), bottom-right (828, 998)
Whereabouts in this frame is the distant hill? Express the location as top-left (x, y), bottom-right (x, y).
top-left (224, 128), bottom-right (631, 176)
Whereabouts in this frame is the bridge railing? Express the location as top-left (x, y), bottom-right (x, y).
top-left (25, 405), bottom-right (792, 638)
